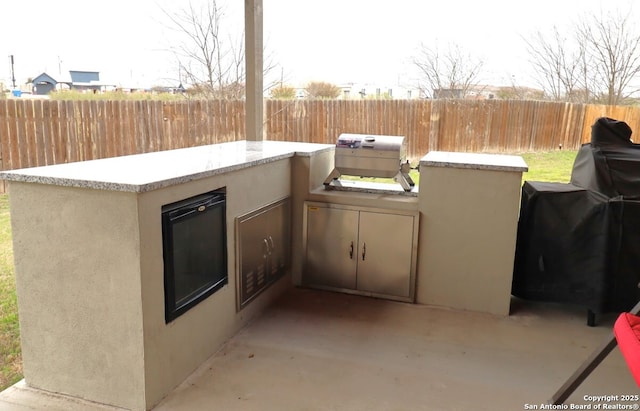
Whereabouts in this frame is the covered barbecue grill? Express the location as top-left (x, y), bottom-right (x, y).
top-left (323, 133), bottom-right (415, 192)
top-left (512, 117), bottom-right (640, 326)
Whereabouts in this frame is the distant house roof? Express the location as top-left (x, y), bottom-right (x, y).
top-left (30, 70), bottom-right (117, 90)
top-left (32, 72), bottom-right (57, 85)
top-left (30, 69), bottom-right (121, 94)
top-left (69, 70), bottom-right (100, 83)
top-left (30, 71), bottom-right (101, 85)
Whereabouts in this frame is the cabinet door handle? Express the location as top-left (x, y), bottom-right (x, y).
top-left (362, 242), bottom-right (366, 261)
top-left (267, 236), bottom-right (274, 255)
top-left (263, 238), bottom-right (270, 258)
top-left (349, 241), bottom-right (354, 259)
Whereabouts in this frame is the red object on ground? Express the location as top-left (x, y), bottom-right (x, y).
top-left (614, 312), bottom-right (640, 387)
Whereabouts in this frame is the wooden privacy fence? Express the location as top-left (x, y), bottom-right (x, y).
top-left (2, 98), bottom-right (640, 193)
top-left (0, 99), bottom-right (245, 171)
top-left (266, 99), bottom-right (640, 155)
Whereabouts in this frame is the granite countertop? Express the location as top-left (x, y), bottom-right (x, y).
top-left (0, 141), bottom-right (334, 193)
top-left (420, 151), bottom-right (528, 172)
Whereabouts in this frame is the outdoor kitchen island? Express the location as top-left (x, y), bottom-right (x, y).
top-left (0, 140), bottom-right (527, 411)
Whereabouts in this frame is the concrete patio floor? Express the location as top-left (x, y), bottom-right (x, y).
top-left (0, 287), bottom-right (637, 411)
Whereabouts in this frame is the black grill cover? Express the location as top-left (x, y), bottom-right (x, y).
top-left (571, 117), bottom-right (640, 198)
top-left (513, 117), bottom-right (640, 318)
top-left (607, 198), bottom-right (640, 311)
top-left (512, 182), bottom-right (611, 312)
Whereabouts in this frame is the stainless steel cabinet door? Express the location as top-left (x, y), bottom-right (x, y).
top-left (305, 206), bottom-right (359, 289)
top-left (237, 198), bottom-right (291, 310)
top-left (266, 199), bottom-right (290, 281)
top-left (237, 208), bottom-right (269, 307)
top-left (357, 212), bottom-right (414, 298)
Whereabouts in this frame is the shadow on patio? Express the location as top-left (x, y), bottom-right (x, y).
top-left (0, 287), bottom-right (636, 410)
top-left (152, 287), bottom-right (636, 411)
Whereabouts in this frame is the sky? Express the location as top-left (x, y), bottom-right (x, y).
top-left (1, 0), bottom-right (637, 91)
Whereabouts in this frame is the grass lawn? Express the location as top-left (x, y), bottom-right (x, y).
top-left (0, 194), bottom-right (20, 391)
top-left (519, 150), bottom-right (577, 183)
top-left (0, 149), bottom-right (579, 392)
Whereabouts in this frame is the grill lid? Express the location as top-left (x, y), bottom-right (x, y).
top-left (336, 134), bottom-right (402, 151)
top-left (324, 133), bottom-right (415, 192)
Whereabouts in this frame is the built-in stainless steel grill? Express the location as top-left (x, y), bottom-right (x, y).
top-left (324, 133), bottom-right (415, 191)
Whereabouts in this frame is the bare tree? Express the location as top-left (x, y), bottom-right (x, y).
top-left (412, 42), bottom-right (484, 99)
top-left (305, 81), bottom-right (341, 99)
top-left (270, 84), bottom-right (296, 99)
top-left (161, 1), bottom-right (225, 97)
top-left (525, 7), bottom-right (640, 105)
top-left (577, 9), bottom-right (640, 105)
top-left (523, 27), bottom-right (586, 102)
top-left (161, 0), bottom-right (277, 99)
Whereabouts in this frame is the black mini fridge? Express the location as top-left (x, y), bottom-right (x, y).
top-left (162, 190), bottom-right (227, 323)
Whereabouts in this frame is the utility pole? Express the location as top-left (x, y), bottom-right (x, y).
top-left (9, 55), bottom-right (16, 88)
